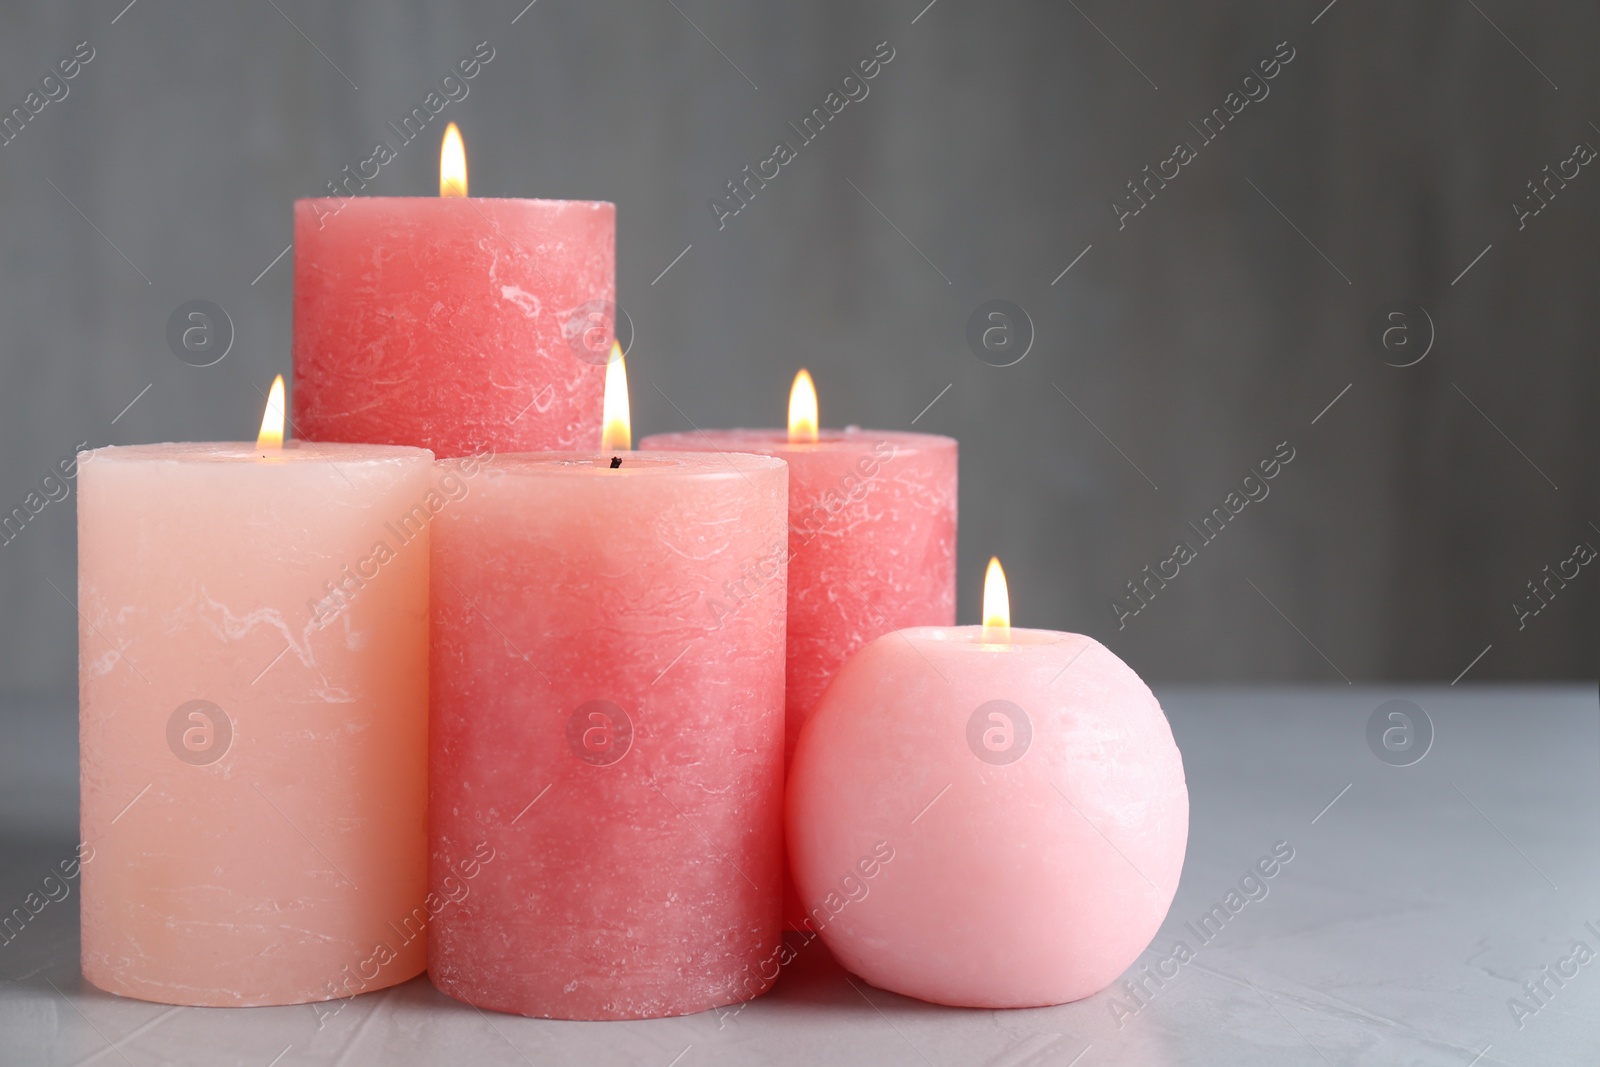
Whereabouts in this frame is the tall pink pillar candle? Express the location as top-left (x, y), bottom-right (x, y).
top-left (428, 452), bottom-right (788, 1020)
top-left (77, 441), bottom-right (434, 1006)
top-left (293, 197), bottom-right (615, 458)
top-left (787, 628), bottom-right (1188, 1008)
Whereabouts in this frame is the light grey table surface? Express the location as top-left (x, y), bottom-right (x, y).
top-left (2, 685), bottom-right (1595, 1066)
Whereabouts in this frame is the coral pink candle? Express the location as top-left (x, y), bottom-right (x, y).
top-left (293, 125), bottom-right (614, 458)
top-left (77, 380), bottom-right (434, 1006)
top-left (429, 357), bottom-right (789, 1019)
top-left (642, 371), bottom-right (956, 922)
top-left (639, 370), bottom-right (957, 757)
top-left (787, 560), bottom-right (1188, 1008)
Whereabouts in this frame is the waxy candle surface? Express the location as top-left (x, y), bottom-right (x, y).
top-left (294, 198), bottom-right (614, 458)
top-left (428, 452), bottom-right (788, 1020)
top-left (787, 627), bottom-right (1188, 1008)
top-left (639, 429), bottom-right (957, 754)
top-left (78, 442), bottom-right (433, 1007)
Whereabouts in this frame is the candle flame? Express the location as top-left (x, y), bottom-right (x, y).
top-left (982, 557), bottom-right (1010, 641)
top-left (257, 375), bottom-right (286, 450)
top-left (788, 368), bottom-right (818, 444)
top-left (600, 342), bottom-right (631, 451)
top-left (440, 123), bottom-right (468, 198)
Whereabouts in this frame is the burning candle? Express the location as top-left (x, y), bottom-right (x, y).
top-left (641, 372), bottom-right (956, 920)
top-left (639, 370), bottom-right (956, 759)
top-left (429, 350), bottom-right (789, 1019)
top-left (786, 560), bottom-right (1188, 1008)
top-left (293, 123), bottom-right (615, 458)
top-left (77, 379), bottom-right (435, 1006)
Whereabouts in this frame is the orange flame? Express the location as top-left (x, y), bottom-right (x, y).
top-left (600, 343), bottom-right (631, 451)
top-left (440, 123), bottom-right (468, 197)
top-left (788, 369), bottom-right (818, 444)
top-left (257, 375), bottom-right (286, 451)
top-left (982, 557), bottom-right (1010, 642)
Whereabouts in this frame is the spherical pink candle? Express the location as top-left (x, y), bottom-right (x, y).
top-left (77, 398), bottom-right (434, 1006)
top-left (427, 442), bottom-right (789, 1019)
top-left (786, 563), bottom-right (1188, 1008)
top-left (293, 129), bottom-right (614, 458)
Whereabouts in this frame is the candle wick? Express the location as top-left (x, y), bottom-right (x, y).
top-left (609, 456), bottom-right (622, 469)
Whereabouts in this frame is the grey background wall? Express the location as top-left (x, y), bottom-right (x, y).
top-left (0, 0), bottom-right (1593, 701)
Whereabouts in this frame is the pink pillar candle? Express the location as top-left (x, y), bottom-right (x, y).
top-left (786, 628), bottom-right (1188, 1008)
top-left (638, 429), bottom-right (956, 755)
top-left (293, 198), bottom-right (615, 458)
top-left (77, 441), bottom-right (434, 1006)
top-left (642, 428), bottom-right (956, 923)
top-left (428, 451), bottom-right (788, 1019)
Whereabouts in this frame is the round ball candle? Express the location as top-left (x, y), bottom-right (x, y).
top-left (429, 356), bottom-right (789, 1019)
top-left (786, 560), bottom-right (1188, 1008)
top-left (639, 370), bottom-right (957, 758)
top-left (77, 379), bottom-right (434, 1007)
top-left (293, 124), bottom-right (614, 458)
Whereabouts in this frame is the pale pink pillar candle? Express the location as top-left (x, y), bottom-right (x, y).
top-left (787, 614), bottom-right (1188, 1007)
top-left (428, 451), bottom-right (788, 1020)
top-left (78, 440), bottom-right (433, 1006)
